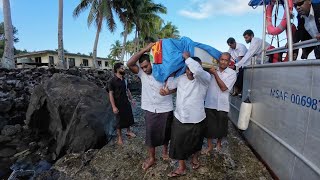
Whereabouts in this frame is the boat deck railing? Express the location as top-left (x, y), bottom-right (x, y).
top-left (266, 39), bottom-right (320, 56)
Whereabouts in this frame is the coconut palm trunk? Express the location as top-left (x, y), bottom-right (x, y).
top-left (57, 0), bottom-right (65, 69)
top-left (92, 29), bottom-right (100, 68)
top-left (119, 21), bottom-right (128, 62)
top-left (134, 30), bottom-right (140, 53)
top-left (92, 17), bottom-right (102, 69)
top-left (1, 0), bottom-right (15, 69)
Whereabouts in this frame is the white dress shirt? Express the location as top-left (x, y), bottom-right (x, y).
top-left (137, 68), bottom-right (173, 113)
top-left (173, 58), bottom-right (211, 124)
top-left (302, 5), bottom-right (319, 38)
top-left (228, 43), bottom-right (248, 62)
top-left (235, 37), bottom-right (270, 68)
top-left (205, 67), bottom-right (237, 112)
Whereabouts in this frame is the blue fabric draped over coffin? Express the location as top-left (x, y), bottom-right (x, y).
top-left (151, 37), bottom-right (221, 83)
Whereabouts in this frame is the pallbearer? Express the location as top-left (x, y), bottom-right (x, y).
top-left (167, 52), bottom-right (210, 177)
top-left (126, 43), bottom-right (175, 171)
top-left (202, 52), bottom-right (236, 154)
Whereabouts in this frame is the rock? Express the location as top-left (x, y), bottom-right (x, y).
top-left (0, 98), bottom-right (13, 113)
top-left (35, 169), bottom-right (68, 180)
top-left (14, 97), bottom-right (26, 110)
top-left (0, 148), bottom-right (16, 157)
top-left (22, 69), bottom-right (32, 74)
top-left (67, 68), bottom-right (80, 76)
top-left (29, 141), bottom-right (38, 151)
top-left (13, 149), bottom-right (30, 158)
top-left (1, 125), bottom-right (18, 136)
top-left (0, 82), bottom-right (12, 91)
top-left (26, 74), bottom-right (116, 157)
top-left (16, 72), bottom-right (23, 78)
top-left (0, 135), bottom-right (12, 143)
top-left (22, 125), bottom-right (29, 130)
top-left (14, 124), bottom-right (22, 131)
top-left (9, 113), bottom-right (26, 125)
top-left (6, 80), bottom-right (18, 85)
top-left (0, 92), bottom-right (9, 98)
top-left (38, 141), bottom-right (48, 148)
top-left (15, 81), bottom-right (24, 91)
top-left (0, 116), bottom-right (8, 131)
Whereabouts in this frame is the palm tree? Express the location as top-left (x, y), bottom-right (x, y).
top-left (109, 40), bottom-right (122, 60)
top-left (73, 0), bottom-right (116, 69)
top-left (1, 0), bottom-right (15, 69)
top-left (119, 23), bottom-right (134, 62)
top-left (113, 0), bottom-right (135, 62)
top-left (158, 22), bottom-right (180, 39)
top-left (57, 0), bottom-right (65, 69)
top-left (131, 0), bottom-right (167, 52)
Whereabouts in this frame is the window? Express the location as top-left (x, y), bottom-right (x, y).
top-left (49, 56), bottom-right (54, 67)
top-left (35, 57), bottom-right (42, 63)
top-left (105, 61), bottom-right (108, 67)
top-left (82, 59), bottom-right (88, 66)
top-left (68, 58), bottom-right (75, 67)
top-left (98, 61), bottom-right (101, 67)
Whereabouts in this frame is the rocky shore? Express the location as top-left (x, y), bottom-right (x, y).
top-left (0, 68), bottom-right (272, 180)
top-left (36, 118), bottom-right (273, 180)
top-left (0, 68), bottom-right (140, 178)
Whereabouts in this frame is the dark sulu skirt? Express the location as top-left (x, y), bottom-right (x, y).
top-left (169, 117), bottom-right (205, 160)
top-left (144, 110), bottom-right (173, 147)
top-left (115, 101), bottom-right (134, 129)
top-left (204, 108), bottom-right (228, 139)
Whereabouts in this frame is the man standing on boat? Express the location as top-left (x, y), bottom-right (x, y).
top-left (294, 0), bottom-right (320, 59)
top-left (126, 43), bottom-right (174, 171)
top-left (235, 29), bottom-right (273, 94)
top-left (227, 37), bottom-right (248, 63)
top-left (167, 52), bottom-right (210, 177)
top-left (109, 62), bottom-right (136, 146)
top-left (202, 52), bottom-right (237, 154)
top-left (227, 37), bottom-right (247, 96)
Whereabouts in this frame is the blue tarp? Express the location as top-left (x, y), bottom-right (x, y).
top-left (152, 37), bottom-right (221, 83)
top-left (248, 0), bottom-right (320, 6)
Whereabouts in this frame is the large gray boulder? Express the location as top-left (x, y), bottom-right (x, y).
top-left (26, 74), bottom-right (115, 159)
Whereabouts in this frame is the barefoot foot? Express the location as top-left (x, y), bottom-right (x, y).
top-left (142, 158), bottom-right (155, 171)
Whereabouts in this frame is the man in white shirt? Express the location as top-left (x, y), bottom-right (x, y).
top-left (167, 52), bottom-right (211, 177)
top-left (202, 52), bottom-right (237, 154)
top-left (227, 37), bottom-right (247, 64)
top-left (236, 29), bottom-right (271, 68)
top-left (127, 43), bottom-right (175, 171)
top-left (227, 37), bottom-right (247, 96)
top-left (294, 0), bottom-right (320, 59)
top-left (234, 29), bottom-right (276, 95)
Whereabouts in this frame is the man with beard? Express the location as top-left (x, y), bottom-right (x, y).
top-left (127, 43), bottom-right (175, 171)
top-left (236, 29), bottom-right (272, 68)
top-left (167, 52), bottom-right (211, 177)
top-left (235, 29), bottom-right (274, 95)
top-left (109, 62), bottom-right (136, 146)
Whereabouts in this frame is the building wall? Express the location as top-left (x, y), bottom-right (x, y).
top-left (16, 52), bottom-right (114, 69)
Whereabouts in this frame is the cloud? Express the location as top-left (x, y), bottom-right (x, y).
top-left (179, 0), bottom-right (257, 19)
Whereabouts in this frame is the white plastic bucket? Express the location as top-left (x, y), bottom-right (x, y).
top-left (237, 101), bottom-right (252, 130)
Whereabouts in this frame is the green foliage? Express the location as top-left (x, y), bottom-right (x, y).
top-left (109, 40), bottom-right (122, 60)
top-left (0, 22), bottom-right (19, 57)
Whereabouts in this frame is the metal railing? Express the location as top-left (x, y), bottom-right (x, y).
top-left (266, 39), bottom-right (320, 56)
